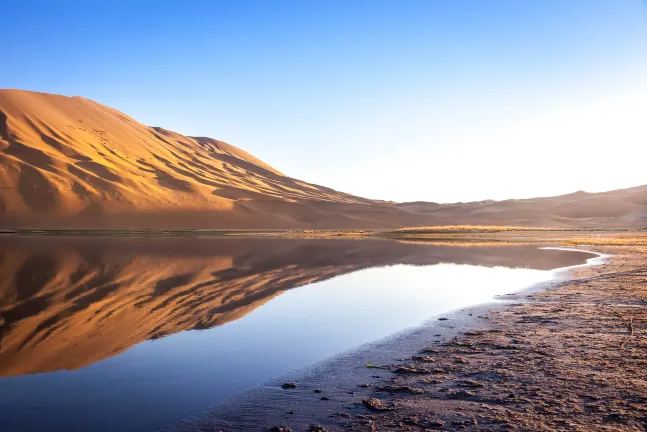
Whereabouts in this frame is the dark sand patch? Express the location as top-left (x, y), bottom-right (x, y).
top-left (18, 165), bottom-right (58, 211)
top-left (67, 164), bottom-right (119, 194)
top-left (41, 134), bottom-right (91, 161)
top-left (0, 110), bottom-right (9, 141)
top-left (75, 161), bottom-right (121, 182)
top-left (71, 182), bottom-right (94, 200)
top-left (5, 141), bottom-right (56, 171)
top-left (155, 171), bottom-right (195, 193)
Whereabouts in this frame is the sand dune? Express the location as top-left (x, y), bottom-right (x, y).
top-left (1, 89), bottom-right (646, 228)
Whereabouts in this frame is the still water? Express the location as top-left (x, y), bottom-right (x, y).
top-left (0, 236), bottom-right (596, 432)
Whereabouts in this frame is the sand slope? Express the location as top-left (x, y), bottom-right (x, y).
top-left (0, 89), bottom-right (384, 228)
top-left (1, 89), bottom-right (646, 228)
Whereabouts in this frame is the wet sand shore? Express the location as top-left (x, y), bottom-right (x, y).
top-left (167, 245), bottom-right (646, 431)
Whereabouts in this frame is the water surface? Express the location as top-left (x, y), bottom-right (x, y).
top-left (0, 236), bottom-right (595, 432)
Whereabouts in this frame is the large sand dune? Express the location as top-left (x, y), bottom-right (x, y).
top-left (1, 89), bottom-right (645, 228)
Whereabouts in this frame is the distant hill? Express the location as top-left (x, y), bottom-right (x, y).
top-left (1, 89), bottom-right (645, 228)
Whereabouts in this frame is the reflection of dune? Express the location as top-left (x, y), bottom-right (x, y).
top-left (0, 237), bottom-right (595, 377)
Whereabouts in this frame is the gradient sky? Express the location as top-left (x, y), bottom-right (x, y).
top-left (3, 0), bottom-right (647, 203)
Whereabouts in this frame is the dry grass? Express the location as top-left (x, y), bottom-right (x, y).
top-left (387, 225), bottom-right (560, 234)
top-left (560, 237), bottom-right (647, 246)
top-left (7, 227), bottom-right (647, 245)
top-left (395, 237), bottom-right (647, 247)
top-left (394, 239), bottom-right (537, 247)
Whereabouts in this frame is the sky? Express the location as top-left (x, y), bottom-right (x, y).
top-left (3, 0), bottom-right (647, 203)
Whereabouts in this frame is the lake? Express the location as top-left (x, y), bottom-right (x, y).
top-left (0, 236), bottom-right (596, 432)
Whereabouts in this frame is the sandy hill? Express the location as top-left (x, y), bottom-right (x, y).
top-left (0, 89), bottom-right (645, 229)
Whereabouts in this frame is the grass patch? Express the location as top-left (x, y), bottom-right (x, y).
top-left (560, 237), bottom-right (647, 246)
top-left (385, 225), bottom-right (562, 234)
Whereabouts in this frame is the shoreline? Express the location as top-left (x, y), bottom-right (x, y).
top-left (164, 245), bottom-right (647, 431)
top-left (3, 228), bottom-right (647, 249)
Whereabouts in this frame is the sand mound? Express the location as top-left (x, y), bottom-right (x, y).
top-left (0, 90), bottom-right (382, 228)
top-left (1, 89), bottom-right (645, 229)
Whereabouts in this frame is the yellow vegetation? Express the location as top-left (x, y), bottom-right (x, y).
top-left (387, 225), bottom-right (559, 234)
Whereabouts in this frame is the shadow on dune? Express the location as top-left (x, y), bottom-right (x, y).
top-left (17, 165), bottom-right (58, 211)
top-left (0, 110), bottom-right (10, 141)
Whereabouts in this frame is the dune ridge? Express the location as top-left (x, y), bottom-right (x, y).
top-left (1, 89), bottom-right (646, 228)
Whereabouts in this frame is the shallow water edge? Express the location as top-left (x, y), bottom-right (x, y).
top-left (164, 249), bottom-right (604, 431)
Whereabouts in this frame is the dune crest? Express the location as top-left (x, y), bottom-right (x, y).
top-left (1, 89), bottom-right (646, 228)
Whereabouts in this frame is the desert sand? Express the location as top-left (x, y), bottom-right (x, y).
top-left (1, 89), bottom-right (646, 230)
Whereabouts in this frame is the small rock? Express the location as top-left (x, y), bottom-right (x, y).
top-left (457, 379), bottom-right (484, 388)
top-left (362, 398), bottom-right (390, 411)
top-left (411, 355), bottom-right (436, 362)
top-left (446, 389), bottom-right (475, 399)
top-left (281, 382), bottom-right (297, 389)
top-left (603, 412), bottom-right (626, 423)
top-left (452, 418), bottom-right (478, 426)
top-left (438, 317), bottom-right (449, 321)
top-left (313, 389), bottom-right (322, 393)
top-left (376, 385), bottom-right (424, 394)
top-left (420, 377), bottom-right (443, 384)
top-left (270, 427), bottom-right (293, 432)
top-left (429, 419), bottom-right (446, 427)
top-left (321, 396), bottom-right (331, 401)
top-left (392, 364), bottom-right (431, 374)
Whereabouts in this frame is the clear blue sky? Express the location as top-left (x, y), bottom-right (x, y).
top-left (3, 0), bottom-right (647, 202)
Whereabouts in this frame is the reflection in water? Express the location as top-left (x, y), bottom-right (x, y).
top-left (0, 237), bottom-right (589, 377)
top-left (0, 236), bottom-right (595, 432)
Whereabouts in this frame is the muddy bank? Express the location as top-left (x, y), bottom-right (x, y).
top-left (164, 246), bottom-right (647, 431)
